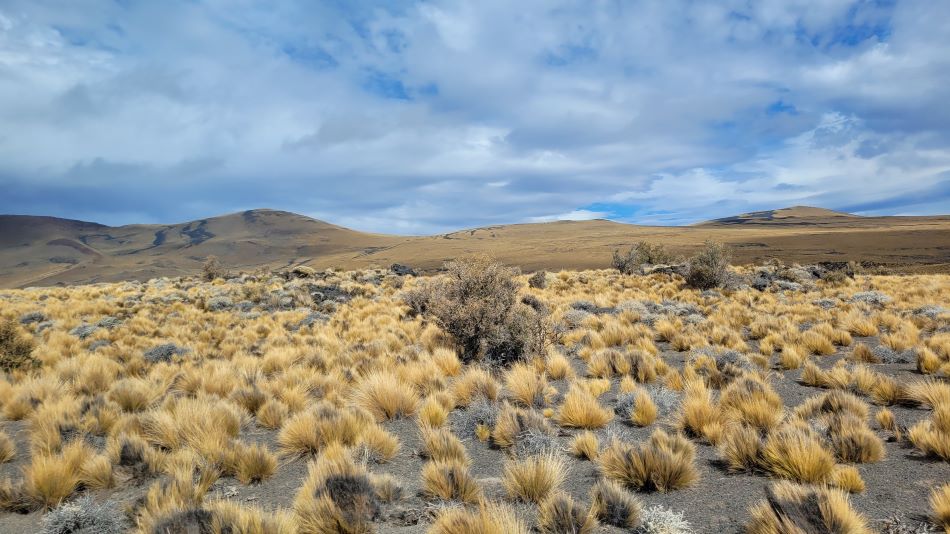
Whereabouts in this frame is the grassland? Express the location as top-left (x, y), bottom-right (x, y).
top-left (0, 258), bottom-right (948, 533)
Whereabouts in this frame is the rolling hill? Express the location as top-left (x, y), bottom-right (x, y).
top-left (1, 207), bottom-right (948, 287)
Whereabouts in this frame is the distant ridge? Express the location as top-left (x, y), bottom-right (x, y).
top-left (699, 205), bottom-right (858, 226)
top-left (1, 206), bottom-right (948, 287)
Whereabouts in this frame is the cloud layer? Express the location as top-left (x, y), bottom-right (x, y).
top-left (1, 0), bottom-right (948, 232)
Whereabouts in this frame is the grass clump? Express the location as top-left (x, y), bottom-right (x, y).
top-left (429, 502), bottom-right (529, 534)
top-left (589, 479), bottom-right (641, 529)
top-left (503, 453), bottom-right (567, 503)
top-left (556, 385), bottom-right (613, 429)
top-left (293, 443), bottom-right (384, 534)
top-left (747, 481), bottom-right (871, 534)
top-left (538, 492), bottom-right (597, 534)
top-left (597, 429), bottom-right (698, 493)
top-left (420, 459), bottom-right (482, 503)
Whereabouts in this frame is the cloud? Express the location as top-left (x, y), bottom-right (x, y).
top-left (0, 0), bottom-right (947, 233)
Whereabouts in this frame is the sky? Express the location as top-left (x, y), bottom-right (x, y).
top-left (0, 0), bottom-right (948, 234)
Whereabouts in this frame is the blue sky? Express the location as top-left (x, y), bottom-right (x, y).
top-left (0, 0), bottom-right (948, 233)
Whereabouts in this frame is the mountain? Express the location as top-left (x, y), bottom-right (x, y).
top-left (1, 206), bottom-right (948, 287)
top-left (699, 206), bottom-right (859, 225)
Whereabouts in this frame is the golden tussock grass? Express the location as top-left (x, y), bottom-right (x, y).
top-left (545, 350), bottom-right (574, 380)
top-left (0, 431), bottom-right (15, 464)
top-left (570, 431), bottom-right (599, 460)
top-left (875, 408), bottom-right (896, 431)
top-left (418, 396), bottom-right (449, 428)
top-left (504, 362), bottom-right (554, 408)
top-left (830, 464), bottom-right (865, 494)
top-left (719, 375), bottom-right (784, 432)
top-left (718, 424), bottom-right (763, 472)
top-left (231, 442), bottom-right (277, 484)
top-left (747, 481), bottom-right (871, 534)
top-left (538, 492), bottom-right (597, 534)
top-left (677, 380), bottom-right (723, 444)
top-left (503, 453), bottom-right (567, 503)
top-left (293, 443), bottom-right (384, 534)
top-left (277, 404), bottom-right (368, 457)
top-left (420, 458), bottom-right (482, 503)
top-left (452, 366), bottom-right (500, 407)
top-left (629, 389), bottom-right (657, 427)
top-left (908, 405), bottom-right (950, 461)
top-left (556, 384), bottom-right (613, 429)
top-left (256, 399), bottom-right (290, 430)
top-left (597, 429), bottom-right (698, 493)
top-left (352, 371), bottom-right (420, 422)
top-left (428, 501), bottom-right (528, 534)
top-left (492, 403), bottom-right (553, 449)
top-left (760, 426), bottom-right (835, 484)
top-left (930, 483), bottom-right (950, 531)
top-left (589, 479), bottom-right (641, 529)
top-left (420, 426), bottom-right (469, 464)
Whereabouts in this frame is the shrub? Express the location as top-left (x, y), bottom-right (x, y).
top-left (589, 479), bottom-right (641, 528)
top-left (419, 256), bottom-right (545, 364)
top-left (528, 270), bottom-right (547, 289)
top-left (0, 318), bottom-right (37, 373)
top-left (538, 492), bottom-right (597, 534)
top-left (613, 242), bottom-right (675, 274)
top-left (638, 505), bottom-right (693, 534)
top-left (685, 241), bottom-right (730, 290)
top-left (41, 496), bottom-right (128, 534)
top-left (202, 255), bottom-right (225, 281)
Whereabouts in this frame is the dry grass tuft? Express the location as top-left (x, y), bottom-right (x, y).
top-left (352, 372), bottom-right (420, 422)
top-left (930, 483), bottom-right (950, 531)
top-left (761, 426), bottom-right (835, 484)
top-left (503, 453), bottom-right (567, 503)
top-left (429, 501), bottom-right (529, 534)
top-left (232, 442), bottom-right (277, 484)
top-left (747, 481), bottom-right (871, 534)
top-left (570, 431), bottom-right (599, 460)
top-left (420, 459), bottom-right (482, 503)
top-left (597, 429), bottom-right (698, 493)
top-left (0, 432), bottom-right (14, 464)
top-left (589, 479), bottom-right (641, 529)
top-left (293, 443), bottom-right (384, 534)
top-left (830, 464), bottom-right (865, 494)
top-left (556, 385), bottom-right (613, 429)
top-left (420, 426), bottom-right (469, 464)
top-left (538, 492), bottom-right (597, 534)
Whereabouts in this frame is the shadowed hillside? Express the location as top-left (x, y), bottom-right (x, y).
top-left (1, 206), bottom-right (948, 287)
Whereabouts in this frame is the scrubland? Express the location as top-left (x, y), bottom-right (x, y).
top-left (0, 254), bottom-right (948, 533)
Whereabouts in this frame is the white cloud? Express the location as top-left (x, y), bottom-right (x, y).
top-left (0, 0), bottom-right (947, 233)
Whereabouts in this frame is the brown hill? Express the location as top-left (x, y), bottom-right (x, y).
top-left (1, 206), bottom-right (948, 287)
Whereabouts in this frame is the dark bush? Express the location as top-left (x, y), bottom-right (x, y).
top-left (0, 318), bottom-right (37, 373)
top-left (528, 270), bottom-right (547, 289)
top-left (684, 241), bottom-right (730, 290)
top-left (612, 242), bottom-right (675, 274)
top-left (201, 255), bottom-right (225, 281)
top-left (408, 256), bottom-right (546, 365)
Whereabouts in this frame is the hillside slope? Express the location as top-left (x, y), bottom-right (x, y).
top-left (1, 207), bottom-right (948, 287)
